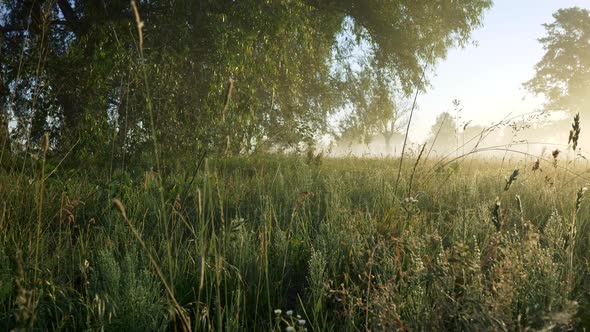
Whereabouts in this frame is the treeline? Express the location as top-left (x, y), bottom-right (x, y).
top-left (0, 0), bottom-right (491, 169)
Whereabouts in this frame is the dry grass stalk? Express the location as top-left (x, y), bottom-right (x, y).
top-left (567, 186), bottom-right (587, 292)
top-left (130, 0), bottom-right (144, 54)
top-left (34, 133), bottom-right (49, 285)
top-left (515, 194), bottom-right (524, 225)
top-left (575, 186), bottom-right (587, 213)
top-left (407, 143), bottom-right (426, 199)
top-left (15, 250), bottom-right (38, 328)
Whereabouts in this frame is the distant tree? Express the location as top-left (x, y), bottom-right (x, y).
top-left (524, 7), bottom-right (590, 114)
top-left (336, 64), bottom-right (410, 154)
top-left (462, 124), bottom-right (486, 142)
top-left (427, 112), bottom-right (457, 154)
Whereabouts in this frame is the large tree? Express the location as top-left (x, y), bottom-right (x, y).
top-left (0, 0), bottom-right (492, 165)
top-left (525, 7), bottom-right (590, 114)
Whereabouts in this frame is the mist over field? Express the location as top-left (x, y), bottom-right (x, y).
top-left (1, 1), bottom-right (590, 331)
top-left (331, 112), bottom-right (590, 159)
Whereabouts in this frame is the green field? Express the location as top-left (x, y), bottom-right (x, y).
top-left (3, 3), bottom-right (590, 329)
top-left (1, 154), bottom-right (589, 330)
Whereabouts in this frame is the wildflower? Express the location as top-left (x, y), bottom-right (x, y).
top-left (286, 310), bottom-right (293, 316)
top-left (404, 196), bottom-right (419, 204)
top-left (297, 319), bottom-right (306, 326)
top-left (492, 197), bottom-right (502, 231)
top-left (285, 327), bottom-right (295, 332)
top-left (274, 309), bottom-right (282, 316)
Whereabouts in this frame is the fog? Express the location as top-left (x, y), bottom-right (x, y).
top-left (329, 112), bottom-right (590, 160)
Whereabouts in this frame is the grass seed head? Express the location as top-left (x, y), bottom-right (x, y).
top-left (504, 168), bottom-right (519, 191)
top-left (552, 149), bottom-right (560, 167)
top-left (569, 113), bottom-right (581, 151)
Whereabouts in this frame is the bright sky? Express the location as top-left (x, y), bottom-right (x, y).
top-left (412, 0), bottom-right (590, 142)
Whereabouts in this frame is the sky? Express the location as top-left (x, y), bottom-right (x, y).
top-left (411, 0), bottom-right (590, 142)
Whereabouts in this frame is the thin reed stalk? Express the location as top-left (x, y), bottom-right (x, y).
top-left (113, 198), bottom-right (192, 331)
top-left (394, 47), bottom-right (434, 194)
top-left (33, 133), bottom-right (49, 284)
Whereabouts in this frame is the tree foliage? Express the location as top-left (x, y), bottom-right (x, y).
top-left (0, 0), bottom-right (492, 167)
top-left (308, 0), bottom-right (492, 93)
top-left (525, 7), bottom-right (590, 114)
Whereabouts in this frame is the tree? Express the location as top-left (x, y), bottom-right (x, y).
top-left (336, 66), bottom-right (409, 154)
top-left (525, 7), bottom-right (590, 114)
top-left (308, 0), bottom-right (493, 94)
top-left (0, 0), bottom-right (492, 165)
top-left (427, 112), bottom-right (457, 154)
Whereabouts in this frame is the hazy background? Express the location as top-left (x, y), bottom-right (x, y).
top-left (416, 0), bottom-right (590, 143)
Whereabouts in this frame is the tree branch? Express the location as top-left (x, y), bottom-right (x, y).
top-left (57, 0), bottom-right (78, 24)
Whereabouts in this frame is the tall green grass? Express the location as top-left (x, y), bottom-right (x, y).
top-left (0, 154), bottom-right (589, 330)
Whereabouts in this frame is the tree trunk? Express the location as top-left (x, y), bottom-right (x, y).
top-left (58, 90), bottom-right (81, 137)
top-left (383, 132), bottom-right (393, 156)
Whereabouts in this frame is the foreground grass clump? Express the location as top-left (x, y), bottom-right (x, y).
top-left (0, 155), bottom-right (589, 330)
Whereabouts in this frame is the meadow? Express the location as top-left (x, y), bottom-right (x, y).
top-left (1, 150), bottom-right (589, 331)
top-left (4, 1), bottom-right (590, 331)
